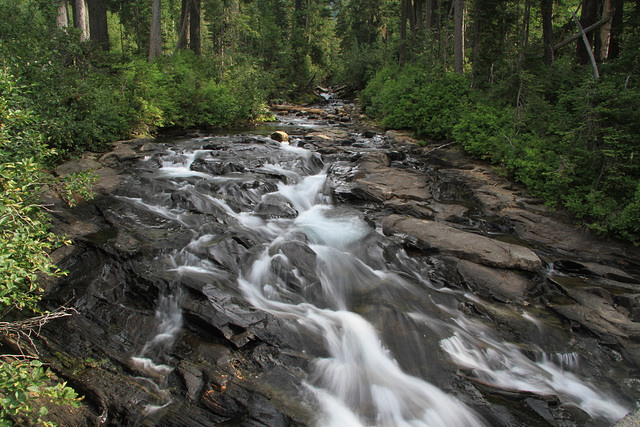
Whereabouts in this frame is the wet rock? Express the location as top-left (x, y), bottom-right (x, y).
top-left (614, 294), bottom-right (640, 322)
top-left (347, 158), bottom-right (432, 203)
top-left (581, 261), bottom-right (640, 283)
top-left (363, 130), bottom-right (376, 138)
top-left (430, 202), bottom-right (468, 222)
top-left (383, 199), bottom-right (434, 219)
top-left (255, 194), bottom-right (298, 219)
top-left (55, 158), bottom-right (102, 176)
top-left (457, 260), bottom-right (533, 303)
top-left (270, 131), bottom-right (289, 142)
top-left (549, 287), bottom-right (640, 358)
top-left (382, 214), bottom-right (542, 272)
top-left (267, 241), bottom-right (321, 296)
top-left (614, 407), bottom-right (640, 426)
top-left (190, 158), bottom-right (245, 175)
top-left (207, 237), bottom-right (249, 275)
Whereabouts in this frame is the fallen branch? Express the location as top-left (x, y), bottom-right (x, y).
top-left (552, 13), bottom-right (612, 53)
top-left (571, 10), bottom-right (600, 80)
top-left (424, 141), bottom-right (455, 154)
top-left (0, 306), bottom-right (78, 358)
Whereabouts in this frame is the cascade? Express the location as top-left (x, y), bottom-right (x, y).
top-left (44, 102), bottom-right (638, 426)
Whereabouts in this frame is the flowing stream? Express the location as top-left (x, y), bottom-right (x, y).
top-left (72, 106), bottom-right (637, 426)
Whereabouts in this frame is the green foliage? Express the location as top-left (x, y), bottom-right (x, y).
top-left (452, 101), bottom-right (515, 160)
top-left (0, 66), bottom-right (86, 426)
top-left (361, 64), bottom-right (470, 140)
top-left (121, 52), bottom-right (273, 131)
top-left (0, 359), bottom-right (80, 427)
top-left (0, 70), bottom-right (79, 314)
top-left (335, 41), bottom-right (385, 91)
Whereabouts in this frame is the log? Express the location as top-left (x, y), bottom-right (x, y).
top-left (552, 13), bottom-right (612, 52)
top-left (571, 10), bottom-right (600, 80)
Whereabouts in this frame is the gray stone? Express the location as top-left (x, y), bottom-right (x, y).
top-left (55, 158), bottom-right (101, 176)
top-left (613, 407), bottom-right (640, 426)
top-left (457, 259), bottom-right (532, 303)
top-left (382, 214), bottom-right (542, 272)
top-left (270, 131), bottom-right (289, 142)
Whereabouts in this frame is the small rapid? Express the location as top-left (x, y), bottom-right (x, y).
top-left (95, 128), bottom-right (634, 425)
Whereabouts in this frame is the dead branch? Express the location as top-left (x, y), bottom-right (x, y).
top-left (552, 14), bottom-right (613, 53)
top-left (0, 306), bottom-right (78, 358)
top-left (424, 141), bottom-right (455, 154)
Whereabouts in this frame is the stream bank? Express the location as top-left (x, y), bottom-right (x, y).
top-left (37, 100), bottom-right (640, 426)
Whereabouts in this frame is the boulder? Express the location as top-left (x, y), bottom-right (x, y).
top-left (457, 259), bottom-right (533, 303)
top-left (338, 156), bottom-right (432, 203)
top-left (55, 158), bottom-right (101, 176)
top-left (382, 214), bottom-right (542, 272)
top-left (270, 131), bottom-right (290, 142)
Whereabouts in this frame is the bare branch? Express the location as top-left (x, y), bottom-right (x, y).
top-left (0, 306), bottom-right (78, 358)
top-left (553, 14), bottom-right (613, 53)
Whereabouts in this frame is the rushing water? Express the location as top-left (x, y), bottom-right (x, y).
top-left (112, 130), bottom-right (633, 426)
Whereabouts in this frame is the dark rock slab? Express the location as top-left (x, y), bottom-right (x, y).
top-left (382, 214), bottom-right (542, 272)
top-left (457, 259), bottom-right (533, 303)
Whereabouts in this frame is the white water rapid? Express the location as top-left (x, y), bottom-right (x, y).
top-left (121, 135), bottom-right (631, 426)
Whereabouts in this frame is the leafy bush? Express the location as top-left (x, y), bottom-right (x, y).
top-left (361, 64), bottom-right (470, 140)
top-left (0, 360), bottom-right (80, 427)
top-left (0, 69), bottom-right (84, 426)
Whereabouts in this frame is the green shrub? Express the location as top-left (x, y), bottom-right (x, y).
top-left (361, 64), bottom-right (470, 140)
top-left (0, 360), bottom-right (80, 427)
top-left (0, 68), bottom-right (84, 426)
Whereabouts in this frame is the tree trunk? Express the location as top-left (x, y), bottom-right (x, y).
top-left (607, 0), bottom-right (624, 59)
top-left (175, 0), bottom-right (189, 53)
top-left (189, 0), bottom-right (201, 55)
top-left (87, 0), bottom-right (109, 51)
top-left (572, 10), bottom-right (600, 78)
top-left (454, 0), bottom-right (464, 73)
top-left (541, 0), bottom-right (554, 66)
top-left (415, 0), bottom-right (425, 33)
top-left (408, 0), bottom-right (416, 36)
top-left (71, 0), bottom-right (89, 41)
top-left (149, 0), bottom-right (162, 61)
top-left (434, 0), bottom-right (441, 57)
top-left (519, 0), bottom-right (530, 64)
top-left (400, 0), bottom-right (409, 65)
top-left (56, 0), bottom-right (69, 29)
top-left (577, 0), bottom-right (598, 65)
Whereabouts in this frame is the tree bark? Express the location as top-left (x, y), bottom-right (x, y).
top-left (576, 0), bottom-right (598, 65)
top-left (56, 0), bottom-right (69, 29)
top-left (607, 0), bottom-right (624, 59)
top-left (87, 0), bottom-right (109, 51)
top-left (189, 0), bottom-right (201, 55)
top-left (454, 0), bottom-right (464, 73)
top-left (400, 0), bottom-right (409, 65)
top-left (415, 0), bottom-right (425, 33)
top-left (572, 10), bottom-right (600, 79)
top-left (149, 0), bottom-right (162, 61)
top-left (71, 0), bottom-right (89, 41)
top-left (519, 0), bottom-right (530, 64)
top-left (541, 0), bottom-right (554, 66)
top-left (175, 0), bottom-right (189, 53)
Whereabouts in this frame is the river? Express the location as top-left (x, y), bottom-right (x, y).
top-left (43, 100), bottom-right (638, 426)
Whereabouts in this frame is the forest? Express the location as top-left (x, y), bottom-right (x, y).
top-left (0, 0), bottom-right (639, 423)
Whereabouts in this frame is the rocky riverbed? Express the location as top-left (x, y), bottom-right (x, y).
top-left (36, 101), bottom-right (640, 426)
